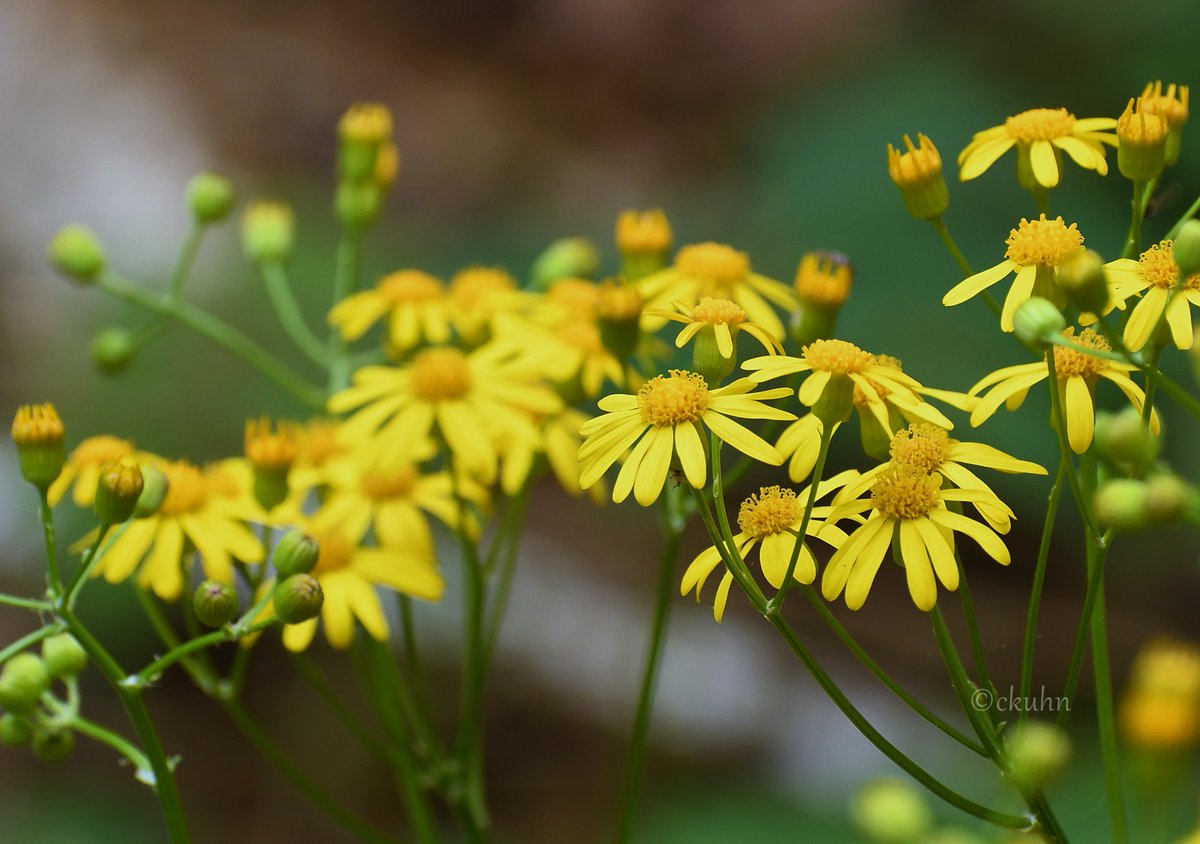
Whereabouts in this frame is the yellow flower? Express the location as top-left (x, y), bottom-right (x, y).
top-left (89, 459), bottom-right (264, 600)
top-left (616, 209), bottom-right (673, 257)
top-left (328, 344), bottom-right (562, 484)
top-left (1119, 638), bottom-right (1200, 750)
top-left (578, 370), bottom-right (794, 506)
top-left (638, 242), bottom-right (796, 339)
top-left (968, 328), bottom-right (1152, 454)
top-left (447, 266), bottom-right (527, 346)
top-left (794, 251), bottom-right (853, 310)
top-left (958, 107), bottom-right (1117, 188)
top-left (1140, 81), bottom-right (1189, 166)
top-left (494, 313), bottom-right (626, 399)
top-left (822, 465), bottom-right (1011, 612)
top-left (646, 297), bottom-right (783, 359)
top-left (681, 474), bottom-right (854, 622)
top-left (328, 269), bottom-right (450, 351)
top-left (886, 134), bottom-right (948, 220)
top-left (943, 215), bottom-right (1084, 331)
top-left (338, 103), bottom-right (393, 145)
top-left (1104, 240), bottom-right (1200, 352)
top-left (47, 435), bottom-right (138, 506)
top-left (834, 424), bottom-right (1046, 532)
top-left (492, 408), bottom-right (603, 501)
top-left (274, 528), bottom-right (444, 652)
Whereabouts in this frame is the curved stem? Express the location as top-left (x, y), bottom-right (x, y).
top-left (1122, 180), bottom-right (1151, 259)
top-left (929, 217), bottom-right (1003, 319)
top-left (766, 424), bottom-right (832, 612)
top-left (0, 593), bottom-right (51, 612)
top-left (125, 618), bottom-right (278, 688)
top-left (64, 522), bottom-right (114, 608)
top-left (72, 715), bottom-right (152, 775)
top-left (168, 224), bottom-right (205, 302)
top-left (0, 623), bottom-right (65, 664)
top-left (1019, 459), bottom-right (1065, 724)
top-left (260, 260), bottom-right (330, 366)
top-left (328, 233), bottom-right (363, 393)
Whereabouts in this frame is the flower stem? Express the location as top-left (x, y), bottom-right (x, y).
top-left (72, 715), bottom-right (152, 775)
top-left (766, 423), bottom-right (833, 612)
top-left (64, 522), bottom-right (114, 608)
top-left (1122, 180), bottom-right (1151, 259)
top-left (0, 593), bottom-right (51, 612)
top-left (614, 489), bottom-right (685, 843)
top-left (125, 617), bottom-right (279, 689)
top-left (328, 232), bottom-right (363, 393)
top-left (482, 478), bottom-right (534, 665)
top-left (929, 218), bottom-right (1003, 320)
top-left (168, 223), bottom-right (205, 302)
top-left (38, 490), bottom-right (62, 596)
top-left (953, 549), bottom-right (994, 696)
top-left (0, 623), bottom-right (65, 664)
top-left (260, 260), bottom-right (330, 366)
top-left (1019, 459), bottom-right (1065, 725)
top-left (1166, 191), bottom-right (1200, 240)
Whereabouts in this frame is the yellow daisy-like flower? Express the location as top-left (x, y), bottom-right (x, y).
top-left (822, 465), bottom-right (1011, 612)
top-left (646, 297), bottom-right (783, 360)
top-left (492, 408), bottom-right (603, 501)
top-left (681, 474), bottom-right (854, 622)
top-left (1103, 240), bottom-right (1200, 352)
top-left (275, 528), bottom-right (444, 652)
top-left (48, 435), bottom-right (138, 507)
top-left (89, 459), bottom-right (264, 600)
top-left (494, 313), bottom-right (626, 399)
top-left (328, 269), bottom-right (450, 351)
top-left (447, 266), bottom-right (528, 346)
top-left (958, 107), bottom-right (1117, 188)
top-left (328, 343), bottom-right (562, 484)
top-left (638, 242), bottom-right (797, 339)
top-left (577, 370), bottom-right (794, 506)
top-left (835, 424), bottom-right (1045, 532)
top-left (943, 215), bottom-right (1084, 331)
top-left (968, 327), bottom-right (1153, 454)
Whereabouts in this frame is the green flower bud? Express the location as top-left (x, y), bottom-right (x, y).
top-left (41, 634), bottom-right (88, 679)
top-left (1094, 479), bottom-right (1150, 531)
top-left (11, 404), bottom-right (65, 490)
top-left (1144, 474), bottom-right (1190, 523)
top-left (0, 714), bottom-right (31, 747)
top-left (273, 574), bottom-right (324, 624)
top-left (94, 460), bottom-right (144, 524)
top-left (242, 201), bottom-right (294, 263)
top-left (32, 729), bottom-right (74, 764)
top-left (186, 172), bottom-right (237, 224)
top-left (0, 653), bottom-right (50, 713)
top-left (1056, 249), bottom-right (1110, 315)
top-left (89, 327), bottom-right (138, 375)
top-left (851, 778), bottom-right (933, 844)
top-left (530, 237), bottom-right (600, 290)
top-left (886, 134), bottom-right (949, 221)
top-left (1013, 297), bottom-right (1066, 351)
top-left (595, 280), bottom-right (643, 362)
top-left (1094, 407), bottom-right (1160, 473)
top-left (1117, 98), bottom-right (1168, 183)
top-left (48, 224), bottom-right (105, 283)
top-left (335, 181), bottom-right (383, 231)
top-left (133, 465), bottom-right (169, 518)
top-left (193, 580), bottom-right (239, 628)
top-left (1006, 721), bottom-right (1071, 791)
top-left (273, 530), bottom-right (319, 578)
top-left (1174, 219), bottom-right (1200, 279)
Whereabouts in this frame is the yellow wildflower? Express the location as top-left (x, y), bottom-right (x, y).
top-left (328, 269), bottom-right (450, 352)
top-left (1104, 240), bottom-right (1200, 352)
top-left (958, 107), bottom-right (1117, 188)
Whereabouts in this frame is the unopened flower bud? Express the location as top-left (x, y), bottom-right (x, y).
top-left (32, 729), bottom-right (74, 764)
top-left (596, 279), bottom-right (643, 362)
top-left (335, 180), bottom-right (384, 230)
top-left (193, 580), bottom-right (239, 628)
top-left (89, 327), bottom-right (138, 375)
top-left (1117, 98), bottom-right (1168, 183)
top-left (1174, 220), bottom-right (1200, 279)
top-left (272, 530), bottom-right (319, 578)
top-left (94, 460), bottom-right (144, 524)
top-left (273, 574), bottom-right (324, 624)
top-left (1006, 721), bottom-right (1071, 791)
top-left (691, 328), bottom-right (736, 388)
top-left (530, 237), bottom-right (600, 290)
top-left (41, 634), bottom-right (88, 679)
top-left (887, 134), bottom-right (949, 220)
top-left (1057, 249), bottom-right (1110, 315)
top-left (792, 251), bottom-right (852, 346)
top-left (186, 172), bottom-right (237, 224)
top-left (338, 103), bottom-right (393, 182)
top-left (0, 654), bottom-right (50, 713)
top-left (245, 418), bottom-right (297, 512)
top-left (49, 225), bottom-right (105, 283)
top-left (1094, 479), bottom-right (1150, 531)
top-left (851, 778), bottom-right (933, 844)
top-left (1144, 474), bottom-right (1190, 523)
top-left (133, 465), bottom-right (169, 518)
top-left (0, 714), bottom-right (31, 747)
top-left (1013, 297), bottom-right (1066, 351)
top-left (11, 404), bottom-right (65, 489)
top-left (1094, 407), bottom-right (1160, 472)
top-left (242, 201), bottom-right (294, 263)
top-left (616, 209), bottom-right (673, 280)
top-left (1140, 81), bottom-right (1189, 166)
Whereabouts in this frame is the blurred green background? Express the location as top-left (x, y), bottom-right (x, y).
top-left (2, 0), bottom-right (1199, 841)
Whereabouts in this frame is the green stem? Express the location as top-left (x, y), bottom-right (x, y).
top-left (64, 523), bottom-right (114, 607)
top-left (260, 260), bottom-right (330, 366)
top-left (168, 224), bottom-right (205, 302)
top-left (1019, 459), bottom-right (1065, 724)
top-left (614, 494), bottom-right (685, 843)
top-left (97, 272), bottom-right (326, 410)
top-left (953, 549), bottom-right (993, 696)
top-left (289, 653), bottom-right (392, 765)
top-left (482, 480), bottom-right (533, 665)
top-left (1122, 180), bottom-right (1150, 259)
top-left (38, 490), bottom-right (62, 596)
top-left (72, 715), bottom-right (152, 775)
top-left (1089, 555), bottom-right (1128, 843)
top-left (929, 217), bottom-right (1004, 320)
top-left (328, 233), bottom-right (363, 393)
top-left (0, 623), bottom-right (65, 664)
top-left (766, 424), bottom-right (833, 612)
top-left (397, 595), bottom-right (434, 730)
top-left (1139, 345), bottom-right (1163, 426)
top-left (0, 593), bottom-right (51, 612)
top-left (126, 618), bottom-right (278, 688)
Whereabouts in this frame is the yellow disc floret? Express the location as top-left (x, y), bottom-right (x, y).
top-left (1004, 108), bottom-right (1076, 142)
top-left (638, 370), bottom-right (712, 426)
top-left (889, 424), bottom-right (950, 471)
top-left (410, 348), bottom-right (472, 402)
top-left (690, 297), bottom-right (747, 325)
top-left (676, 243), bottom-right (750, 288)
top-left (737, 486), bottom-right (800, 537)
top-left (871, 465), bottom-right (941, 520)
top-left (361, 465), bottom-right (417, 501)
top-left (1051, 327), bottom-right (1111, 380)
top-left (379, 270), bottom-right (443, 303)
top-left (159, 461), bottom-right (209, 516)
top-left (1136, 240), bottom-right (1200, 289)
top-left (1004, 215), bottom-right (1084, 267)
top-left (1118, 98), bottom-right (1169, 146)
top-left (803, 339), bottom-right (873, 374)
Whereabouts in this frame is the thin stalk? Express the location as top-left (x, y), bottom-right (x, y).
top-left (168, 223), bottom-right (205, 302)
top-left (953, 549), bottom-right (993, 697)
top-left (396, 595), bottom-right (435, 734)
top-left (38, 490), bottom-right (62, 596)
top-left (328, 233), bottom-right (363, 392)
top-left (1139, 345), bottom-right (1164, 426)
top-left (260, 260), bottom-right (330, 366)
top-left (72, 715), bottom-right (152, 774)
top-left (0, 593), bottom-right (51, 612)
top-left (930, 217), bottom-right (1003, 319)
top-left (1166, 191), bottom-right (1200, 240)
top-left (125, 618), bottom-right (278, 688)
top-left (1019, 459), bottom-right (1065, 724)
top-left (64, 522), bottom-right (113, 607)
top-left (1121, 180), bottom-right (1150, 259)
top-left (0, 623), bottom-right (65, 664)
top-left (482, 479), bottom-right (533, 665)
top-left (614, 494), bottom-right (685, 843)
top-left (766, 424), bottom-right (833, 612)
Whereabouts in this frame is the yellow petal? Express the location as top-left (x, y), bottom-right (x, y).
top-left (943, 261), bottom-right (1016, 307)
top-left (1064, 376), bottom-right (1094, 453)
top-left (674, 423), bottom-right (707, 488)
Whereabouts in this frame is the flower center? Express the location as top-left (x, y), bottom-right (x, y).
top-left (803, 339), bottom-right (873, 374)
top-left (1004, 107), bottom-right (1076, 142)
top-left (1137, 240), bottom-right (1200, 289)
top-left (889, 424), bottom-right (950, 471)
top-left (72, 435), bottom-right (133, 466)
top-left (361, 465), bottom-right (417, 501)
top-left (245, 418), bottom-right (298, 469)
top-left (159, 461), bottom-right (208, 516)
top-left (638, 370), bottom-right (712, 426)
top-left (1004, 215), bottom-right (1084, 266)
top-left (1052, 327), bottom-right (1111, 380)
top-left (871, 465), bottom-right (941, 520)
top-left (690, 297), bottom-right (747, 325)
top-left (379, 270), bottom-right (443, 303)
top-left (410, 348), bottom-right (472, 402)
top-left (312, 532), bottom-right (354, 574)
top-left (557, 319), bottom-right (605, 354)
top-left (737, 486), bottom-right (799, 537)
top-left (675, 243), bottom-right (750, 289)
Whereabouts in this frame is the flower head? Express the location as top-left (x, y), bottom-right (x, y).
top-left (887, 134), bottom-right (948, 220)
top-left (328, 269), bottom-right (450, 352)
top-left (1140, 81), bottom-right (1189, 166)
top-left (1117, 97), bottom-right (1169, 181)
top-left (958, 107), bottom-right (1117, 188)
top-left (447, 266), bottom-right (526, 346)
top-left (616, 209), bottom-right (673, 257)
top-left (647, 297), bottom-right (782, 362)
top-left (794, 251), bottom-right (853, 310)
top-left (1103, 240), bottom-right (1200, 352)
top-left (1119, 638), bottom-right (1200, 749)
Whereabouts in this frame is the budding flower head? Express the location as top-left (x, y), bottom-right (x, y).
top-left (1174, 219), bottom-right (1200, 279)
top-left (273, 530), bottom-right (320, 578)
top-left (41, 633), bottom-right (88, 679)
top-left (1117, 98), bottom-right (1168, 182)
top-left (1143, 473), bottom-right (1192, 523)
top-left (94, 460), bottom-right (144, 524)
top-left (530, 237), bottom-right (600, 290)
top-left (0, 653), bottom-right (50, 713)
top-left (596, 278), bottom-right (644, 363)
top-left (48, 224), bottom-right (105, 283)
top-left (338, 103), bottom-right (394, 183)
top-left (245, 417), bottom-right (298, 511)
top-left (241, 201), bottom-right (294, 263)
top-left (616, 209), bottom-right (673, 280)
top-left (133, 465), bottom-right (169, 518)
top-left (851, 778), bottom-right (933, 844)
top-left (1013, 297), bottom-right (1066, 351)
top-left (89, 327), bottom-right (138, 375)
top-left (887, 134), bottom-right (948, 220)
top-left (1055, 249), bottom-right (1109, 315)
top-left (273, 573), bottom-right (324, 624)
top-left (186, 172), bottom-right (237, 224)
top-left (1094, 478), bottom-right (1150, 531)
top-left (1141, 81), bottom-right (1189, 165)
top-left (11, 404), bottom-right (65, 489)
top-left (1094, 406), bottom-right (1160, 473)
top-left (1006, 721), bottom-right (1071, 791)
top-left (193, 580), bottom-right (239, 628)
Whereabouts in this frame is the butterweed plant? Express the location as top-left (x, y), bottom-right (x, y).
top-left (6, 84), bottom-right (1200, 843)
